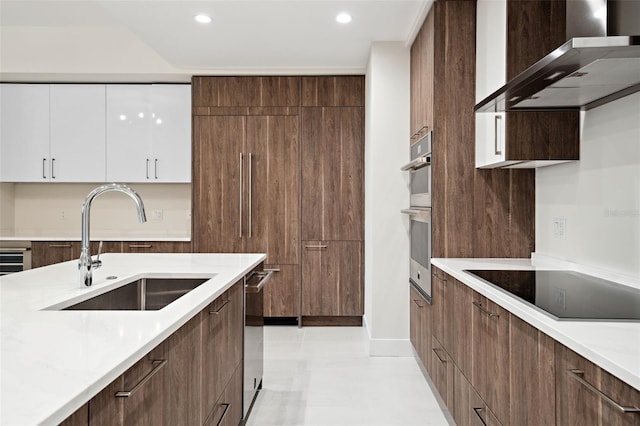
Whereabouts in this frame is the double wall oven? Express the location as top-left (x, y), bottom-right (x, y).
top-left (401, 132), bottom-right (432, 303)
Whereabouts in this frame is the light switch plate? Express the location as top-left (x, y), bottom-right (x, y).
top-left (553, 217), bottom-right (566, 240)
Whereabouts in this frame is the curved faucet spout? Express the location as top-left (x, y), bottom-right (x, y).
top-left (79, 184), bottom-right (147, 287)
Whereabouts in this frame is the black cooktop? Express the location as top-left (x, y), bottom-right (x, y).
top-left (464, 270), bottom-right (640, 321)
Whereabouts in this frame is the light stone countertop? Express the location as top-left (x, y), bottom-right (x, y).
top-left (0, 252), bottom-right (265, 425)
top-left (431, 256), bottom-right (640, 392)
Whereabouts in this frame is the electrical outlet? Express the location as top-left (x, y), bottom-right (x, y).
top-left (553, 218), bottom-right (566, 240)
top-left (152, 209), bottom-right (163, 221)
top-left (59, 210), bottom-right (66, 221)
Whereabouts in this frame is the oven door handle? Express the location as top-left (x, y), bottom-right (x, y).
top-left (246, 268), bottom-right (278, 293)
top-left (400, 156), bottom-right (430, 171)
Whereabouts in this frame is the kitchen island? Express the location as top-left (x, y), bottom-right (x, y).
top-left (0, 253), bottom-right (265, 425)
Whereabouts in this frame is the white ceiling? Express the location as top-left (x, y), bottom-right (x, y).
top-left (0, 0), bottom-right (429, 82)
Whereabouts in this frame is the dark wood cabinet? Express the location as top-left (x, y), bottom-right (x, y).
top-left (450, 277), bottom-right (473, 378)
top-left (409, 285), bottom-right (433, 374)
top-left (409, 5), bottom-right (434, 143)
top-left (301, 241), bottom-right (363, 317)
top-left (431, 270), bottom-right (449, 350)
top-left (556, 343), bottom-right (640, 426)
top-left (301, 76), bottom-right (364, 107)
top-left (509, 314), bottom-right (556, 425)
top-left (471, 294), bottom-right (510, 425)
top-left (192, 76), bottom-right (300, 110)
top-left (90, 342), bottom-right (169, 426)
top-left (31, 241), bottom-right (78, 268)
top-left (120, 241), bottom-right (191, 253)
top-left (431, 335), bottom-right (454, 409)
top-left (201, 280), bottom-right (243, 421)
top-left (301, 106), bottom-right (364, 241)
top-left (59, 403), bottom-right (88, 426)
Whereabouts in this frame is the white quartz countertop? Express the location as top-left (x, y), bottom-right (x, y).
top-left (431, 257), bottom-right (640, 392)
top-left (0, 253), bottom-right (265, 425)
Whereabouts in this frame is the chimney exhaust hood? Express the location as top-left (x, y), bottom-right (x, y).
top-left (475, 35), bottom-right (640, 112)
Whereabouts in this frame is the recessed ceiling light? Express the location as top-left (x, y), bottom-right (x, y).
top-left (336, 12), bottom-right (352, 24)
top-left (195, 14), bottom-right (212, 24)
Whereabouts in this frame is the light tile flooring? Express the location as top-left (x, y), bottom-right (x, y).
top-left (245, 326), bottom-right (453, 426)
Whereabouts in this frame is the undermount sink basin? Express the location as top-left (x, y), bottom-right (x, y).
top-left (63, 277), bottom-right (211, 311)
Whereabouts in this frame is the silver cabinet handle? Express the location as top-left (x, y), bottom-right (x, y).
top-left (305, 245), bottom-right (328, 249)
top-left (239, 152), bottom-right (243, 238)
top-left (128, 244), bottom-right (152, 249)
top-left (215, 403), bottom-right (230, 426)
top-left (473, 301), bottom-right (500, 318)
top-left (569, 369), bottom-right (640, 413)
top-left (209, 299), bottom-right (230, 315)
top-left (494, 115), bottom-right (502, 156)
top-left (154, 158), bottom-right (158, 179)
top-left (246, 269), bottom-right (277, 294)
top-left (115, 359), bottom-right (167, 398)
top-left (413, 299), bottom-right (423, 308)
top-left (51, 158), bottom-right (56, 179)
top-left (432, 348), bottom-right (447, 364)
top-left (248, 152), bottom-right (252, 239)
top-left (473, 407), bottom-right (488, 426)
top-left (400, 156), bottom-right (430, 171)
top-left (146, 158), bottom-right (150, 179)
top-left (42, 158), bottom-right (47, 179)
top-left (48, 244), bottom-right (72, 248)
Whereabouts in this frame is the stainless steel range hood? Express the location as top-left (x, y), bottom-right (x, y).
top-left (475, 0), bottom-right (640, 112)
top-left (475, 35), bottom-right (640, 112)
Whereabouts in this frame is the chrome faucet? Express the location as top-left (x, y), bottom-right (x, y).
top-left (79, 183), bottom-right (147, 287)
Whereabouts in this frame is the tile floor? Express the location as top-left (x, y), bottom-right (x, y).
top-left (245, 326), bottom-right (453, 426)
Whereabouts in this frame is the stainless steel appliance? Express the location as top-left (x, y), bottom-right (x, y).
top-left (401, 131), bottom-right (433, 302)
top-left (0, 241), bottom-right (31, 275)
top-left (401, 132), bottom-right (432, 207)
top-left (243, 267), bottom-right (275, 421)
top-left (465, 269), bottom-right (640, 320)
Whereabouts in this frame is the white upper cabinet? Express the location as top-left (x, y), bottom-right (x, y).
top-left (150, 85), bottom-right (191, 183)
top-left (50, 85), bottom-right (106, 182)
top-left (0, 84), bottom-right (51, 182)
top-left (475, 0), bottom-right (512, 168)
top-left (106, 84), bottom-right (191, 183)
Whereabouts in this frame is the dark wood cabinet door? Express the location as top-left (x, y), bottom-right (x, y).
top-left (450, 277), bottom-right (473, 378)
top-left (263, 264), bottom-right (299, 317)
top-left (301, 76), bottom-right (364, 107)
top-left (193, 76), bottom-right (300, 108)
top-left (301, 107), bottom-right (364, 241)
top-left (301, 241), bottom-right (363, 316)
top-left (59, 403), bottom-right (88, 426)
top-left (165, 312), bottom-right (202, 425)
top-left (31, 241), bottom-right (78, 267)
top-left (193, 115), bottom-right (246, 253)
top-left (471, 294), bottom-right (510, 425)
top-left (409, 286), bottom-right (424, 356)
top-left (431, 270), bottom-right (448, 350)
top-left (469, 384), bottom-right (502, 426)
top-left (409, 5), bottom-right (434, 142)
top-left (245, 115), bottom-right (299, 265)
top-left (121, 241), bottom-right (191, 253)
top-left (556, 343), bottom-right (640, 426)
top-left (509, 314), bottom-right (555, 425)
top-left (431, 335), bottom-right (454, 410)
top-left (201, 280), bottom-right (244, 420)
top-left (90, 342), bottom-right (168, 426)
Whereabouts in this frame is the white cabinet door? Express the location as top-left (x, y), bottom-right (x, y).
top-left (50, 85), bottom-right (106, 182)
top-left (106, 85), bottom-right (152, 182)
top-left (0, 84), bottom-right (50, 182)
top-left (150, 85), bottom-right (191, 183)
top-left (475, 0), bottom-right (507, 168)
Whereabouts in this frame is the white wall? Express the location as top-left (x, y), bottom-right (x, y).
top-left (364, 42), bottom-right (412, 356)
top-left (7, 183), bottom-right (191, 239)
top-left (536, 92), bottom-right (640, 278)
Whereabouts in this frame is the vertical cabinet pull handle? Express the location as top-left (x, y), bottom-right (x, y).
top-left (413, 299), bottom-right (423, 308)
top-left (146, 159), bottom-right (150, 179)
top-left (115, 359), bottom-right (167, 398)
top-left (154, 158), bottom-right (158, 179)
top-left (473, 301), bottom-right (500, 318)
top-left (494, 115), bottom-right (502, 156)
top-left (248, 152), bottom-right (253, 238)
top-left (51, 158), bottom-right (56, 179)
top-left (473, 407), bottom-right (488, 426)
top-left (569, 369), bottom-right (640, 413)
top-left (239, 153), bottom-right (243, 238)
top-left (42, 158), bottom-right (47, 179)
top-left (128, 244), bottom-right (152, 249)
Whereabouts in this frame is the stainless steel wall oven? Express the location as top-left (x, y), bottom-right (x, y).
top-left (401, 132), bottom-right (432, 302)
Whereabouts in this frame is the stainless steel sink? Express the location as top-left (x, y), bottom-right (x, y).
top-left (63, 277), bottom-right (210, 311)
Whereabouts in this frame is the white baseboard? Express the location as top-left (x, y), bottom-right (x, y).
top-left (363, 315), bottom-right (414, 357)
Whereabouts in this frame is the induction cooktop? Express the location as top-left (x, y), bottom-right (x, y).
top-left (464, 270), bottom-right (640, 321)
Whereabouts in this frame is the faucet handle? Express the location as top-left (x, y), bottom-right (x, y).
top-left (93, 240), bottom-right (103, 269)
